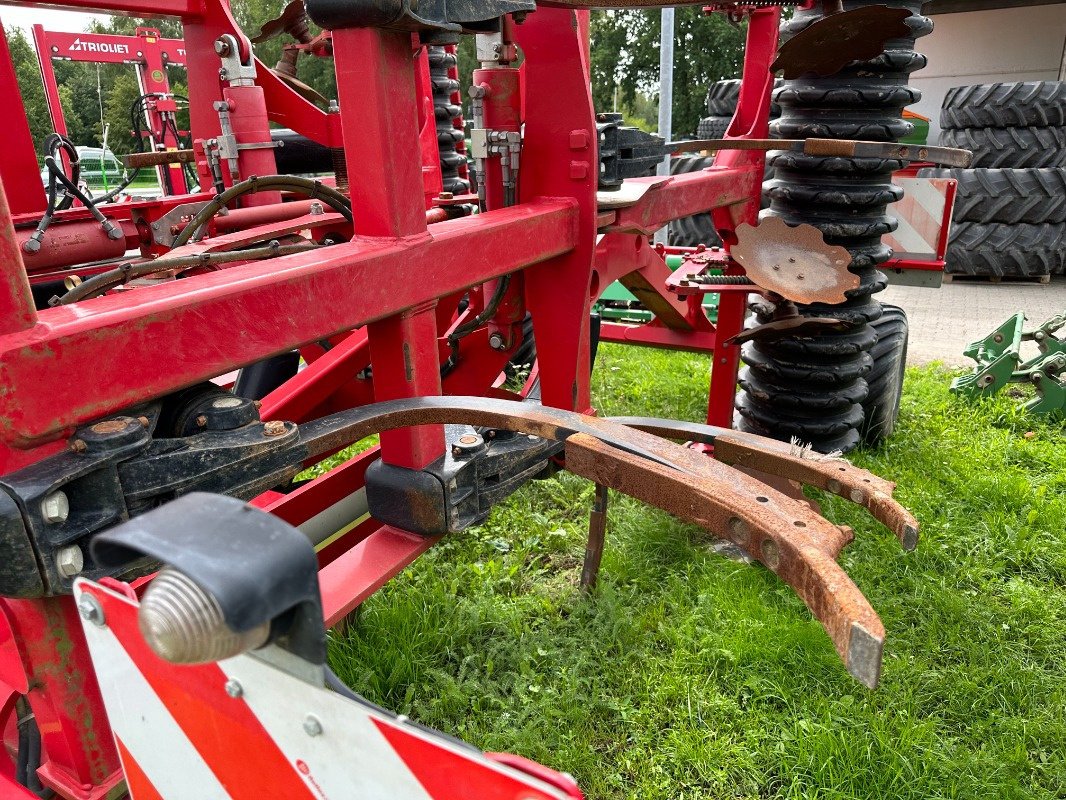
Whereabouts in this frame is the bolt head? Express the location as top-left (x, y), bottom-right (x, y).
top-left (309, 201), bottom-right (324, 215)
top-left (488, 333), bottom-right (506, 351)
top-left (214, 39), bottom-right (231, 56)
top-left (40, 491), bottom-right (70, 524)
top-left (195, 415), bottom-right (209, 428)
top-left (263, 421), bottom-right (287, 437)
top-left (303, 714), bottom-right (323, 737)
top-left (56, 545), bottom-right (84, 578)
top-left (225, 679), bottom-right (244, 698)
top-left (77, 595), bottom-right (105, 626)
top-left (70, 439), bottom-right (88, 454)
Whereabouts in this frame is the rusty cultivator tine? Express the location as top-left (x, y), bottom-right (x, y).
top-left (608, 416), bottom-right (919, 552)
top-left (299, 396), bottom-right (919, 688)
top-left (581, 483), bottom-right (609, 592)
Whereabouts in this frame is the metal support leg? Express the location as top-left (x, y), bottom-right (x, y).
top-left (581, 483), bottom-right (609, 591)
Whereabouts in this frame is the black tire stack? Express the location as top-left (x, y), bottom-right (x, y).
top-left (427, 46), bottom-right (470, 195)
top-left (922, 81), bottom-right (1066, 280)
top-left (735, 0), bottom-right (931, 453)
top-left (667, 155), bottom-right (722, 247)
top-left (697, 77), bottom-right (783, 139)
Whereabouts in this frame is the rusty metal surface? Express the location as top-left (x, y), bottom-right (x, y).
top-left (580, 483), bottom-right (608, 591)
top-left (770, 6), bottom-right (913, 79)
top-left (252, 0), bottom-right (309, 43)
top-left (604, 416), bottom-right (919, 551)
top-left (298, 396), bottom-right (920, 687)
top-left (671, 138), bottom-right (973, 169)
top-left (732, 216), bottom-right (857, 304)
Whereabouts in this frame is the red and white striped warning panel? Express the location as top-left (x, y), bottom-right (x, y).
top-left (885, 177), bottom-right (956, 260)
top-left (75, 580), bottom-right (584, 800)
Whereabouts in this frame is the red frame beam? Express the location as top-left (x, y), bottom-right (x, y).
top-left (0, 199), bottom-right (577, 450)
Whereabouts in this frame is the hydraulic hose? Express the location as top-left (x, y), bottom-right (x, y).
top-left (54, 240), bottom-right (322, 305)
top-left (172, 175), bottom-right (354, 247)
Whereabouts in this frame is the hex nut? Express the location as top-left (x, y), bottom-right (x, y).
top-left (77, 594), bottom-right (105, 626)
top-left (56, 545), bottom-right (84, 578)
top-left (263, 421), bottom-right (287, 437)
top-left (40, 491), bottom-right (70, 524)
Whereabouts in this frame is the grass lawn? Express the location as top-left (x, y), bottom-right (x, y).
top-left (329, 345), bottom-right (1065, 799)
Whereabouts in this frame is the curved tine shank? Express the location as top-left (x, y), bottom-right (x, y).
top-left (564, 434), bottom-right (886, 689)
top-left (608, 416), bottom-right (919, 551)
top-left (298, 397), bottom-right (887, 686)
top-left (299, 397), bottom-right (677, 470)
top-left (301, 396), bottom-right (846, 555)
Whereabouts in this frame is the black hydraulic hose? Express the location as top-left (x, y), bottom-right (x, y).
top-left (54, 240), bottom-right (323, 305)
top-left (14, 697), bottom-right (46, 796)
top-left (441, 274), bottom-right (512, 376)
top-left (44, 156), bottom-right (123, 241)
top-left (172, 175), bottom-right (354, 247)
top-left (25, 136), bottom-right (81, 252)
top-left (44, 133), bottom-right (80, 212)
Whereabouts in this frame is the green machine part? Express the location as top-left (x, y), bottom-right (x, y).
top-left (595, 255), bottom-right (721, 325)
top-left (952, 311), bottom-right (1066, 415)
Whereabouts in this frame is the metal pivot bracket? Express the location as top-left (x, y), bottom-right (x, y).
top-left (215, 34), bottom-right (256, 86)
top-left (365, 424), bottom-right (561, 535)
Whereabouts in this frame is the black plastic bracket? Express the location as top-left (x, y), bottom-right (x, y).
top-left (366, 424), bottom-right (561, 535)
top-left (92, 493), bottom-right (326, 666)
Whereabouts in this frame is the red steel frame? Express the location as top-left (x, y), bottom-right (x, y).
top-left (0, 1), bottom-right (785, 796)
top-left (32, 25), bottom-right (191, 193)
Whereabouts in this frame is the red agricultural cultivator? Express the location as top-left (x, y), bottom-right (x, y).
top-left (0, 0), bottom-right (965, 797)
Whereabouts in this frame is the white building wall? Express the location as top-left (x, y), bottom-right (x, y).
top-left (911, 4), bottom-right (1066, 141)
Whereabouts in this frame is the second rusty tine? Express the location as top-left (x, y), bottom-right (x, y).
top-left (580, 483), bottom-right (609, 592)
top-left (606, 416), bottom-right (919, 552)
top-left (299, 396), bottom-right (920, 688)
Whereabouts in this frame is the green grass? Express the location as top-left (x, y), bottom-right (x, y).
top-left (328, 346), bottom-right (1066, 799)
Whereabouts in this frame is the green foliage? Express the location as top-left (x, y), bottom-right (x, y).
top-left (4, 0), bottom-right (335, 162)
top-left (6, 28), bottom-right (52, 163)
top-left (590, 9), bottom-right (746, 138)
top-left (330, 350), bottom-right (1066, 799)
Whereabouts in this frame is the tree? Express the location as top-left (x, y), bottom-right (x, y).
top-left (590, 8), bottom-right (747, 138)
top-left (5, 27), bottom-right (52, 162)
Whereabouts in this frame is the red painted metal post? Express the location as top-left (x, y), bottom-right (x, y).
top-left (0, 597), bottom-right (122, 799)
top-left (334, 27), bottom-right (441, 469)
top-left (32, 25), bottom-right (68, 139)
top-left (707, 6), bottom-right (782, 428)
top-left (515, 9), bottom-right (598, 413)
top-left (0, 178), bottom-right (38, 337)
top-left (224, 81), bottom-right (281, 205)
top-left (414, 49), bottom-right (444, 205)
top-left (0, 22), bottom-right (46, 216)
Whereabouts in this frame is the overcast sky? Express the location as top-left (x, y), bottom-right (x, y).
top-left (1, 7), bottom-right (102, 35)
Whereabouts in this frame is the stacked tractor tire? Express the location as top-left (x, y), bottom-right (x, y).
top-left (669, 82), bottom-right (777, 247)
top-left (427, 45), bottom-right (471, 195)
top-left (735, 0), bottom-right (931, 453)
top-left (920, 81), bottom-right (1066, 280)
